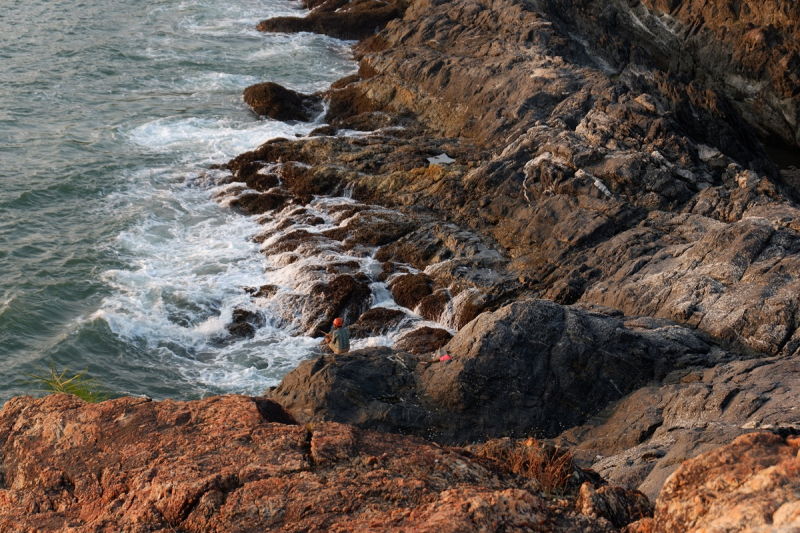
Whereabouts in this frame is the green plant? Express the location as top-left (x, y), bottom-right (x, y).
top-left (25, 361), bottom-right (110, 403)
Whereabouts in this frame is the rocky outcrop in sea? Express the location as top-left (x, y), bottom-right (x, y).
top-left (2, 0), bottom-right (799, 530)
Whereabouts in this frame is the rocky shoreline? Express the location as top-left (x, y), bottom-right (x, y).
top-left (2, 0), bottom-right (800, 530)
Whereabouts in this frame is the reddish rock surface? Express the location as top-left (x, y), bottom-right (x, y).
top-left (0, 393), bottom-right (630, 533)
top-left (653, 432), bottom-right (800, 532)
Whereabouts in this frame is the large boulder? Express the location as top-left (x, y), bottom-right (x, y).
top-left (423, 299), bottom-right (721, 438)
top-left (268, 299), bottom-right (727, 444)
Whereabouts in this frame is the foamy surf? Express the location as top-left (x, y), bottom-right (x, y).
top-left (85, 0), bottom-right (364, 397)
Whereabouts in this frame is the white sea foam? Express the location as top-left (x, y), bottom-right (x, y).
top-left (92, 0), bottom-right (427, 399)
top-left (128, 116), bottom-right (313, 161)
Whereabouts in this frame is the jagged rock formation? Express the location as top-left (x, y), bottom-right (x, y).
top-left (217, 0), bottom-right (800, 518)
top-left (0, 394), bottom-right (642, 533)
top-left (636, 0), bottom-right (800, 151)
top-left (651, 432), bottom-right (800, 532)
top-left (556, 355), bottom-right (800, 500)
top-left (1, 1), bottom-right (798, 531)
top-left (268, 299), bottom-right (735, 443)
top-left (228, 0), bottom-right (800, 358)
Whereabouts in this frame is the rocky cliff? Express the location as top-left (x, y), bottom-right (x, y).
top-left (2, 0), bottom-right (799, 530)
top-left (0, 395), bottom-right (797, 532)
top-left (225, 0), bottom-right (800, 524)
top-left (0, 394), bottom-right (647, 532)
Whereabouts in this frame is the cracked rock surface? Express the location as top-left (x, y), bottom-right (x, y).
top-left (0, 394), bottom-right (629, 533)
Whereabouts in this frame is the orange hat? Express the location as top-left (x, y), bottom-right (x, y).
top-left (333, 317), bottom-right (343, 327)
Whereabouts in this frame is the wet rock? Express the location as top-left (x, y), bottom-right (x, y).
top-left (226, 308), bottom-right (265, 338)
top-left (653, 432), bottom-right (800, 532)
top-left (388, 273), bottom-right (433, 310)
top-left (348, 306), bottom-right (408, 338)
top-left (229, 190), bottom-right (293, 215)
top-left (394, 326), bottom-right (452, 355)
top-left (323, 209), bottom-right (416, 247)
top-left (260, 228), bottom-right (336, 256)
top-left (278, 160), bottom-right (343, 198)
top-left (257, 0), bottom-right (409, 41)
top-left (308, 273), bottom-right (372, 335)
top-left (243, 82), bottom-right (323, 122)
top-left (417, 289), bottom-right (450, 322)
top-left (250, 284), bottom-right (279, 298)
top-left (0, 394), bottom-right (626, 533)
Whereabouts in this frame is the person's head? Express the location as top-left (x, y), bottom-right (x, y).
top-left (333, 317), bottom-right (343, 328)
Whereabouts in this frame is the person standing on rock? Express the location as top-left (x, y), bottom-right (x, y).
top-left (324, 317), bottom-right (350, 354)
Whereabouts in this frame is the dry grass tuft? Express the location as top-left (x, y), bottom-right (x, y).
top-left (477, 437), bottom-right (575, 496)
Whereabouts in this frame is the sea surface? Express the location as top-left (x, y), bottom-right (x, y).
top-left (0, 0), bottom-right (360, 403)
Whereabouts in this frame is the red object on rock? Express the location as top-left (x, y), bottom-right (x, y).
top-left (439, 354), bottom-right (452, 362)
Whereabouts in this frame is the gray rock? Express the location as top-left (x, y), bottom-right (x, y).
top-left (556, 357), bottom-right (800, 500)
top-left (268, 299), bottom-right (728, 444)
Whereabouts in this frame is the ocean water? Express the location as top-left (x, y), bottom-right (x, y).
top-left (0, 0), bottom-right (360, 402)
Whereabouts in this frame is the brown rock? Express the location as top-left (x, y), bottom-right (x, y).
top-left (388, 273), bottom-right (433, 310)
top-left (269, 299), bottom-right (725, 444)
top-left (243, 82), bottom-right (322, 122)
top-left (652, 432), bottom-right (800, 532)
top-left (417, 289), bottom-right (450, 322)
top-left (576, 482), bottom-right (653, 529)
top-left (256, 0), bottom-right (409, 41)
top-left (309, 273), bottom-right (373, 335)
top-left (394, 326), bottom-right (452, 354)
top-left (225, 308), bottom-right (265, 339)
top-left (0, 394), bottom-right (621, 533)
top-left (348, 306), bottom-right (408, 338)
top-left (623, 518), bottom-right (655, 533)
top-left (557, 356), bottom-right (800, 500)
top-left (229, 190), bottom-right (293, 215)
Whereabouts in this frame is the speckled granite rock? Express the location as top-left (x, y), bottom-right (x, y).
top-left (0, 393), bottom-right (631, 533)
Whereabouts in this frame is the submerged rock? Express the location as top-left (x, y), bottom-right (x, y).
top-left (257, 0), bottom-right (410, 41)
top-left (225, 308), bottom-right (266, 338)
